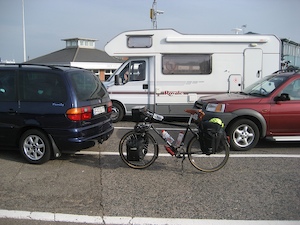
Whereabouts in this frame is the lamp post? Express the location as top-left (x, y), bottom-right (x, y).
top-left (22, 0), bottom-right (27, 62)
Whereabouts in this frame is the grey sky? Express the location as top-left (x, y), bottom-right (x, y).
top-left (1, 0), bottom-right (299, 63)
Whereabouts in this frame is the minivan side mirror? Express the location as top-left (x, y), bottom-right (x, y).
top-left (114, 74), bottom-right (120, 85)
top-left (274, 93), bottom-right (290, 102)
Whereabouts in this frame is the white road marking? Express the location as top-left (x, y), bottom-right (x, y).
top-left (227, 154), bottom-right (300, 158)
top-left (78, 151), bottom-right (300, 158)
top-left (0, 209), bottom-right (299, 225)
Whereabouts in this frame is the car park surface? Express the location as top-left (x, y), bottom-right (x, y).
top-left (0, 123), bottom-right (299, 224)
top-left (0, 64), bottom-right (113, 164)
top-left (194, 69), bottom-right (300, 151)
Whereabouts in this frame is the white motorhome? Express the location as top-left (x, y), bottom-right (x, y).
top-left (104, 29), bottom-right (281, 122)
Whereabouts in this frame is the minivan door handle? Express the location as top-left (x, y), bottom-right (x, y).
top-left (8, 109), bottom-right (17, 115)
top-left (143, 84), bottom-right (148, 89)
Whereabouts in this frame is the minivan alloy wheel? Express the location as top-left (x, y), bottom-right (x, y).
top-left (20, 129), bottom-right (51, 164)
top-left (23, 135), bottom-right (45, 160)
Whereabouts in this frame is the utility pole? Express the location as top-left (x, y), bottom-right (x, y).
top-left (150, 0), bottom-right (164, 29)
top-left (22, 0), bottom-right (27, 62)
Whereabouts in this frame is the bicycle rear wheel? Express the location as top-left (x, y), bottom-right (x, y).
top-left (119, 131), bottom-right (158, 169)
top-left (187, 136), bottom-right (229, 172)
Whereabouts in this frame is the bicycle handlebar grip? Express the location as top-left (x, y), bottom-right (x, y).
top-left (152, 112), bottom-right (164, 121)
top-left (145, 109), bottom-right (153, 117)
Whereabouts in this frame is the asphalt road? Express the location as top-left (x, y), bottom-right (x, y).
top-left (0, 120), bottom-right (300, 225)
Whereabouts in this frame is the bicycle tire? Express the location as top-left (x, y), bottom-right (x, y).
top-left (119, 130), bottom-right (158, 169)
top-left (187, 136), bottom-right (229, 172)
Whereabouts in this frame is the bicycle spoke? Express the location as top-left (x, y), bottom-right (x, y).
top-left (119, 131), bottom-right (158, 169)
top-left (187, 136), bottom-right (229, 172)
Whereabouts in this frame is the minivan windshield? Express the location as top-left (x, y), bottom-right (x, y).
top-left (242, 75), bottom-right (288, 96)
top-left (69, 71), bottom-right (107, 100)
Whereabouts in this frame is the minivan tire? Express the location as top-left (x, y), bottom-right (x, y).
top-left (228, 119), bottom-right (260, 151)
top-left (20, 129), bottom-right (51, 164)
top-left (111, 102), bottom-right (124, 123)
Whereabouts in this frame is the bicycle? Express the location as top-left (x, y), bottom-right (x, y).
top-left (119, 106), bottom-right (230, 173)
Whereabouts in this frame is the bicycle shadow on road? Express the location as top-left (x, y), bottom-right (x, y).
top-left (67, 153), bottom-right (181, 171)
top-left (65, 151), bottom-right (199, 173)
top-left (97, 154), bottom-right (204, 175)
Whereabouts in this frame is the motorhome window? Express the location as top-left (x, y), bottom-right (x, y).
top-left (162, 54), bottom-right (212, 75)
top-left (129, 61), bottom-right (146, 81)
top-left (127, 36), bottom-right (152, 48)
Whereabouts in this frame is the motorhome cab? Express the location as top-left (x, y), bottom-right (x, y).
top-left (104, 29), bottom-right (281, 122)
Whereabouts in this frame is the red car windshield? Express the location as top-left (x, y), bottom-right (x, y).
top-left (243, 75), bottom-right (288, 96)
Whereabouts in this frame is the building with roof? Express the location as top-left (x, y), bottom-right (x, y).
top-left (26, 38), bottom-right (123, 81)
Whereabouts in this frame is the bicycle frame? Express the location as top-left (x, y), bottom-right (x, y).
top-left (134, 111), bottom-right (200, 157)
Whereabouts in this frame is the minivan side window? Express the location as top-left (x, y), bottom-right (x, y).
top-left (69, 71), bottom-right (107, 100)
top-left (20, 71), bottom-right (67, 102)
top-left (0, 71), bottom-right (17, 101)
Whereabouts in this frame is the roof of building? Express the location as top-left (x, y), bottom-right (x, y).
top-left (26, 47), bottom-right (123, 64)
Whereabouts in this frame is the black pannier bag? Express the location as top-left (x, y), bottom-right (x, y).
top-left (199, 121), bottom-right (227, 154)
top-left (126, 135), bottom-right (148, 161)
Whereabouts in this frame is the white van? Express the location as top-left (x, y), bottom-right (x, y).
top-left (104, 29), bottom-right (281, 122)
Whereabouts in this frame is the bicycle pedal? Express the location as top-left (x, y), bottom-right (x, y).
top-left (175, 153), bottom-right (183, 158)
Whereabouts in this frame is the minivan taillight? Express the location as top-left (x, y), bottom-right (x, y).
top-left (107, 101), bottom-right (112, 113)
top-left (66, 107), bottom-right (92, 121)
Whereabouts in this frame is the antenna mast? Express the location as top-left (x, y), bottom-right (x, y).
top-left (150, 0), bottom-right (164, 29)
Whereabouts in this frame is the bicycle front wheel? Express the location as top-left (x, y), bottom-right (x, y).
top-left (119, 131), bottom-right (158, 169)
top-left (187, 136), bottom-right (229, 172)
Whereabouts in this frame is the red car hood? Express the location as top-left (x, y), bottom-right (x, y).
top-left (200, 93), bottom-right (263, 103)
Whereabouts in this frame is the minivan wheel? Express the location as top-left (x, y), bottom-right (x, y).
top-left (20, 129), bottom-right (51, 164)
top-left (111, 102), bottom-right (124, 123)
top-left (228, 119), bottom-right (260, 151)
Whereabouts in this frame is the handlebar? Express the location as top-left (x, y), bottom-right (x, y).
top-left (142, 109), bottom-right (164, 121)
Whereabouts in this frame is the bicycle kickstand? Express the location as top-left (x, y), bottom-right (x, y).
top-left (180, 154), bottom-right (186, 175)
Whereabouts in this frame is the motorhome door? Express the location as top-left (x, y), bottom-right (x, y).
top-left (244, 48), bottom-right (263, 88)
top-left (115, 59), bottom-right (150, 112)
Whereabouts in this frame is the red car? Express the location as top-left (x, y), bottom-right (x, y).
top-left (194, 69), bottom-right (300, 151)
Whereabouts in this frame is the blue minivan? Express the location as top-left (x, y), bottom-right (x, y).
top-left (0, 64), bottom-right (114, 164)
